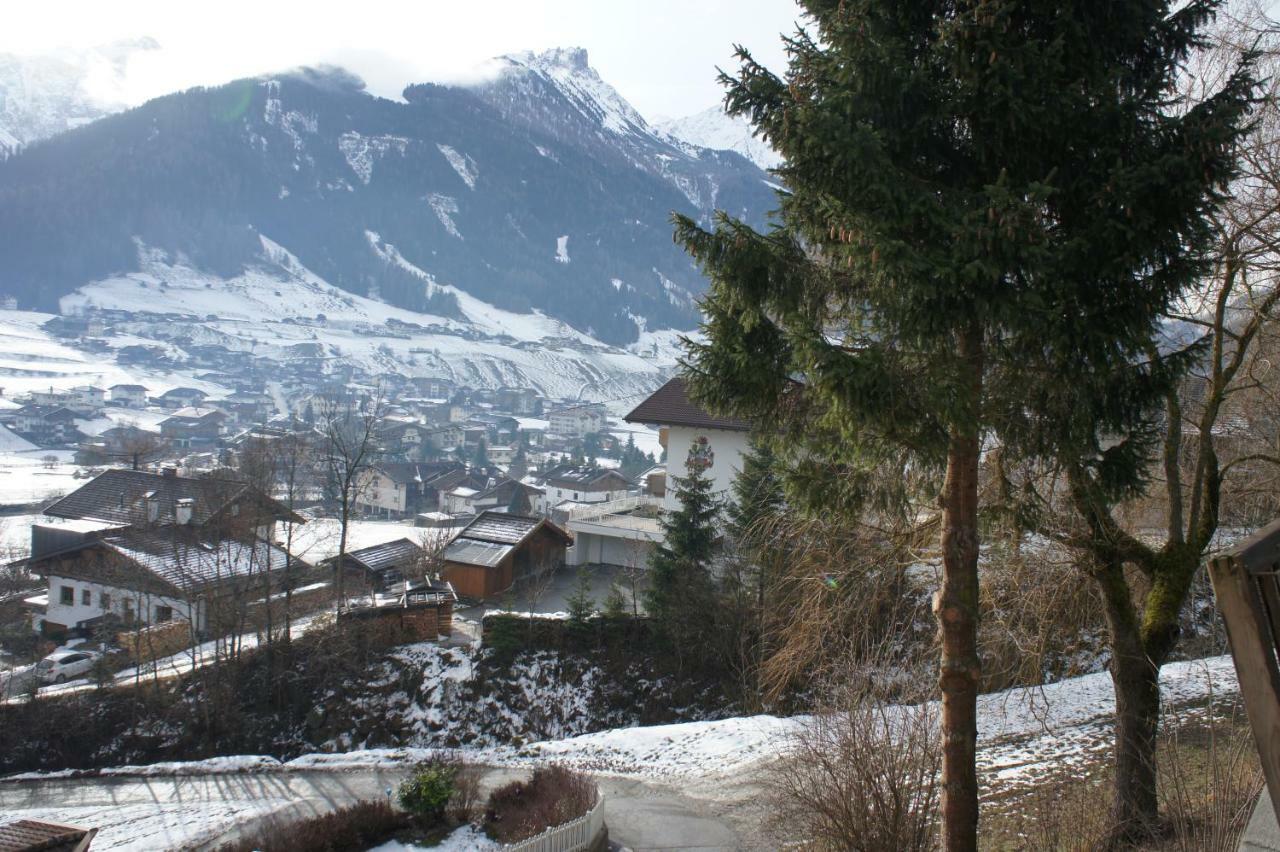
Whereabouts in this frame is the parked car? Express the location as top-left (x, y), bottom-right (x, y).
top-left (34, 649), bottom-right (99, 684)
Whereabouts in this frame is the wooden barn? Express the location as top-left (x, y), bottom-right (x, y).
top-left (441, 511), bottom-right (572, 599)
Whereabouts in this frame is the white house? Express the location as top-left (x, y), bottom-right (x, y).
top-left (109, 384), bottom-right (149, 408)
top-left (566, 378), bottom-right (751, 569)
top-left (547, 405), bottom-right (608, 438)
top-left (540, 465), bottom-right (630, 506)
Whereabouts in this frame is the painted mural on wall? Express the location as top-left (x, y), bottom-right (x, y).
top-left (686, 436), bottom-right (715, 472)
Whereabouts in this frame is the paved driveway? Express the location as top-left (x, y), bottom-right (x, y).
top-left (0, 767), bottom-right (749, 851)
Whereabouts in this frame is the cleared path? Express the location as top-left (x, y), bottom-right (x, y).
top-left (0, 767), bottom-right (749, 851)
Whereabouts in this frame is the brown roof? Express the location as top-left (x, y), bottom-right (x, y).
top-left (623, 378), bottom-right (750, 432)
top-left (0, 819), bottom-right (93, 852)
top-left (43, 469), bottom-right (303, 527)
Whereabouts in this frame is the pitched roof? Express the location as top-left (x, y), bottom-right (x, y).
top-left (541, 465), bottom-right (628, 489)
top-left (624, 377), bottom-right (750, 432)
top-left (0, 819), bottom-right (93, 852)
top-left (97, 529), bottom-right (294, 593)
top-left (443, 510), bottom-right (571, 568)
top-left (373, 461), bottom-right (466, 487)
top-left (43, 469), bottom-right (299, 526)
top-left (342, 538), bottom-right (424, 574)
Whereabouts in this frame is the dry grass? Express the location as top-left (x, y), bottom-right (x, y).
top-left (985, 700), bottom-right (1263, 851)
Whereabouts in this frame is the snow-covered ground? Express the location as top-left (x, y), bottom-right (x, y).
top-left (0, 450), bottom-right (84, 506)
top-left (51, 238), bottom-right (680, 403)
top-left (0, 655), bottom-right (1241, 850)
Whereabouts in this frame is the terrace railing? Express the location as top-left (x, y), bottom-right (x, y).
top-left (1208, 518), bottom-right (1280, 821)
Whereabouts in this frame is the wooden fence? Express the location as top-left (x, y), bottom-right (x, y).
top-left (501, 787), bottom-right (606, 852)
top-left (1208, 517), bottom-right (1280, 822)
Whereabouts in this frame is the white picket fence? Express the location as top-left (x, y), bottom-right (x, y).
top-left (501, 787), bottom-right (606, 852)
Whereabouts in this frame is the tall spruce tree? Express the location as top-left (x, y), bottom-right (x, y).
top-left (675, 3), bottom-right (1254, 847)
top-left (646, 443), bottom-right (721, 647)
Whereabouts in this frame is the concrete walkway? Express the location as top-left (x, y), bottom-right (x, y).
top-left (0, 766), bottom-right (750, 851)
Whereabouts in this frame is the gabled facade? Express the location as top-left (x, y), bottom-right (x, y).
top-left (441, 511), bottom-right (572, 598)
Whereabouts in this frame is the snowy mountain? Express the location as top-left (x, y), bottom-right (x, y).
top-left (0, 48), bottom-right (776, 345)
top-left (658, 105), bottom-right (783, 171)
top-left (0, 37), bottom-right (156, 158)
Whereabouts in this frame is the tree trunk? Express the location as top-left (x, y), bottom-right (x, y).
top-left (1095, 560), bottom-right (1161, 845)
top-left (936, 332), bottom-right (984, 852)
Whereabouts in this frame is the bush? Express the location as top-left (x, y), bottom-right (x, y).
top-left (764, 698), bottom-right (940, 851)
top-left (484, 765), bottom-right (596, 843)
top-left (398, 759), bottom-right (458, 824)
top-left (216, 799), bottom-right (406, 852)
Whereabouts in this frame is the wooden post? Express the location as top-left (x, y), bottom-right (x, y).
top-left (1208, 516), bottom-right (1280, 822)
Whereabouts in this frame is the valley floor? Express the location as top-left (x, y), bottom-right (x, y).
top-left (0, 655), bottom-right (1241, 851)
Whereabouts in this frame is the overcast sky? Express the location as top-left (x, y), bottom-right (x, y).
top-left (1, 0), bottom-right (803, 121)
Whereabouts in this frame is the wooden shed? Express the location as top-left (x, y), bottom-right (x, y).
top-left (441, 511), bottom-right (572, 599)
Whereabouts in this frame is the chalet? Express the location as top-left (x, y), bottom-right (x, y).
top-left (565, 378), bottom-right (750, 570)
top-left (159, 407), bottom-right (226, 449)
top-left (28, 385), bottom-right (104, 416)
top-left (548, 404), bottom-right (608, 438)
top-left (496, 386), bottom-right (539, 415)
top-left (75, 425), bottom-right (167, 467)
top-left (447, 477), bottom-right (543, 516)
top-left (624, 377), bottom-right (751, 510)
top-left (540, 465), bottom-right (630, 505)
top-left (109, 384), bottom-right (148, 408)
top-left (410, 377), bottom-right (456, 398)
top-left (31, 528), bottom-right (295, 635)
top-left (441, 511), bottom-right (572, 598)
top-left (41, 467), bottom-right (301, 537)
top-left (24, 468), bottom-right (306, 636)
top-left (377, 419), bottom-right (427, 458)
top-left (12, 405), bottom-right (80, 446)
top-left (424, 424), bottom-right (465, 451)
top-left (355, 461), bottom-right (469, 519)
top-left (156, 387), bottom-right (208, 409)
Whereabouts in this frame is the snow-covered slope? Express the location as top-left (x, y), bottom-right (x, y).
top-left (0, 38), bottom-right (156, 157)
top-left (659, 105), bottom-right (782, 171)
top-left (59, 238), bottom-right (681, 404)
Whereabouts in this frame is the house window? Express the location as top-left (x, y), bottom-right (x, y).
top-left (100, 592), bottom-right (111, 610)
top-left (123, 599), bottom-right (134, 622)
top-left (155, 605), bottom-right (173, 623)
top-left (60, 585), bottom-right (74, 606)
top-left (81, 589), bottom-right (91, 606)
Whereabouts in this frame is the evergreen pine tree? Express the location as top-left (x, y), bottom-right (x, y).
top-left (505, 484), bottom-right (532, 516)
top-left (471, 438), bottom-right (489, 470)
top-left (603, 580), bottom-right (628, 620)
top-left (676, 4), bottom-right (1254, 846)
top-left (727, 437), bottom-right (784, 541)
top-left (566, 566), bottom-right (595, 624)
top-left (645, 443), bottom-right (720, 645)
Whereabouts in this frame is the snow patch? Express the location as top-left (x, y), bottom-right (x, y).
top-left (436, 144), bottom-right (478, 189)
top-left (555, 235), bottom-right (570, 264)
top-left (339, 132), bottom-right (409, 185)
top-left (426, 194), bottom-right (462, 240)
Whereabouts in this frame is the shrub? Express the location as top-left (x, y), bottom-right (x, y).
top-left (484, 765), bottom-right (596, 843)
top-left (216, 799), bottom-right (406, 852)
top-left (764, 698), bottom-right (940, 851)
top-left (398, 759), bottom-right (458, 823)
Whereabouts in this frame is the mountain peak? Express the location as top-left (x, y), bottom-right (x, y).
top-left (508, 47), bottom-right (590, 73)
